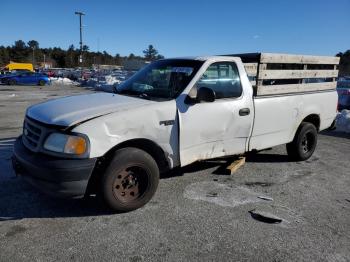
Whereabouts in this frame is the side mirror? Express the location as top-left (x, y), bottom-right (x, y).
top-left (197, 87), bottom-right (215, 103)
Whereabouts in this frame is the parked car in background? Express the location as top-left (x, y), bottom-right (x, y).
top-left (337, 77), bottom-right (350, 110)
top-left (0, 72), bottom-right (17, 78)
top-left (0, 71), bottom-right (50, 86)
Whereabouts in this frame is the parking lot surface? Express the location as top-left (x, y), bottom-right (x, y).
top-left (0, 85), bottom-right (349, 262)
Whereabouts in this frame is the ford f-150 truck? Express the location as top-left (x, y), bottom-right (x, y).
top-left (12, 53), bottom-right (339, 212)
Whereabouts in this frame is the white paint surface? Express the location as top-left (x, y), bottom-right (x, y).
top-left (26, 56), bottom-right (338, 168)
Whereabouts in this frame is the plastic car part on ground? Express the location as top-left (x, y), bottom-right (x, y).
top-left (248, 209), bottom-right (283, 224)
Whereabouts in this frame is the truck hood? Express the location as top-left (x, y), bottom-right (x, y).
top-left (27, 92), bottom-right (152, 127)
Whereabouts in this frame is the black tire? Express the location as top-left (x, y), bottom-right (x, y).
top-left (38, 80), bottom-right (45, 86)
top-left (286, 122), bottom-right (317, 161)
top-left (101, 147), bottom-right (159, 212)
top-left (8, 79), bottom-right (16, 85)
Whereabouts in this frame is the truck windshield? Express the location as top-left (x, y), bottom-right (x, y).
top-left (115, 59), bottom-right (204, 101)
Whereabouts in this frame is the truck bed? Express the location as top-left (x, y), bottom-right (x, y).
top-left (221, 53), bottom-right (340, 151)
top-left (249, 90), bottom-right (338, 151)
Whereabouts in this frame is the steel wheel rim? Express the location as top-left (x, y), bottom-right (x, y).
top-left (112, 164), bottom-right (149, 203)
top-left (301, 132), bottom-right (315, 153)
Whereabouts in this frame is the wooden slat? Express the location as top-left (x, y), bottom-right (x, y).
top-left (259, 69), bottom-right (338, 80)
top-left (257, 82), bottom-right (336, 96)
top-left (244, 63), bottom-right (258, 76)
top-left (260, 53), bottom-right (340, 65)
top-left (226, 157), bottom-right (245, 175)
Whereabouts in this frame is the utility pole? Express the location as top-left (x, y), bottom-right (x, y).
top-left (32, 47), bottom-right (35, 65)
top-left (75, 11), bottom-right (85, 66)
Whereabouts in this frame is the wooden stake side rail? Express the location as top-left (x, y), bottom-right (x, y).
top-left (241, 53), bottom-right (340, 96)
top-left (256, 82), bottom-right (337, 96)
top-left (260, 53), bottom-right (340, 65)
top-left (243, 63), bottom-right (258, 76)
top-left (258, 69), bottom-right (338, 80)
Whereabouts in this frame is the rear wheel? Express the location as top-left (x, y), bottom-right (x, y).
top-left (8, 79), bottom-right (16, 85)
top-left (38, 79), bottom-right (46, 86)
top-left (101, 147), bottom-right (159, 212)
top-left (286, 122), bottom-right (317, 161)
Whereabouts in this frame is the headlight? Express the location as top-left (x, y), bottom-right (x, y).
top-left (43, 133), bottom-right (88, 155)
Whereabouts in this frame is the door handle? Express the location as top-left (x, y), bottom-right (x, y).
top-left (239, 108), bottom-right (250, 116)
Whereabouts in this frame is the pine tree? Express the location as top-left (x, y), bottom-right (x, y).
top-left (143, 45), bottom-right (162, 61)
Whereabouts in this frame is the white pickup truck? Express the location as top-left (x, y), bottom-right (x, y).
top-left (13, 53), bottom-right (339, 212)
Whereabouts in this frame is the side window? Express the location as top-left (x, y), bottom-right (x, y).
top-left (196, 62), bottom-right (242, 99)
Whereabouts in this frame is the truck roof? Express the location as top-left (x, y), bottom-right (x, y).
top-left (165, 56), bottom-right (240, 61)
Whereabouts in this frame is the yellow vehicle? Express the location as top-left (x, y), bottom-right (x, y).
top-left (3, 62), bottom-right (34, 72)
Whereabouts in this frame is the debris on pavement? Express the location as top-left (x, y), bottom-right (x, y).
top-left (248, 209), bottom-right (283, 224)
top-left (257, 196), bottom-right (274, 201)
top-left (245, 181), bottom-right (274, 187)
top-left (206, 192), bottom-right (218, 197)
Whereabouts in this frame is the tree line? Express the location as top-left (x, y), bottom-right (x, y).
top-left (0, 40), bottom-right (349, 76)
top-left (0, 40), bottom-right (164, 68)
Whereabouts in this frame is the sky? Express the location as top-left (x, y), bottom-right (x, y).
top-left (1, 0), bottom-right (349, 57)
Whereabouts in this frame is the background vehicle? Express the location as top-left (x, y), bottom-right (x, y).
top-left (1, 71), bottom-right (50, 86)
top-left (2, 62), bottom-right (34, 72)
top-left (337, 77), bottom-right (350, 110)
top-left (13, 53), bottom-right (339, 212)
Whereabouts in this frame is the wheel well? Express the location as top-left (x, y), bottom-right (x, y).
top-left (86, 139), bottom-right (169, 196)
top-left (301, 114), bottom-right (320, 131)
top-left (107, 139), bottom-right (169, 172)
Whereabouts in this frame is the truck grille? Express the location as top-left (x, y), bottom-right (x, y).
top-left (22, 117), bottom-right (45, 152)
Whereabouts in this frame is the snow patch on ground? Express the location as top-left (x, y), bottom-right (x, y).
top-left (336, 110), bottom-right (350, 133)
top-left (81, 75), bottom-right (121, 92)
top-left (50, 77), bottom-right (79, 86)
top-left (184, 181), bottom-right (264, 208)
top-left (105, 75), bottom-right (121, 86)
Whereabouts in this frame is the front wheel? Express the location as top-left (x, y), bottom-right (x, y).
top-left (286, 122), bottom-right (317, 161)
top-left (101, 147), bottom-right (159, 212)
top-left (38, 79), bottom-right (46, 86)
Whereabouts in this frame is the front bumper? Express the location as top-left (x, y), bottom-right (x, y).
top-left (12, 136), bottom-right (97, 198)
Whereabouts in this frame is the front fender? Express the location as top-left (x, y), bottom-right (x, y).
top-left (71, 100), bottom-right (180, 168)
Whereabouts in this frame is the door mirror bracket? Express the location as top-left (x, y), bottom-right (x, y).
top-left (184, 87), bottom-right (216, 105)
top-left (196, 87), bottom-right (216, 103)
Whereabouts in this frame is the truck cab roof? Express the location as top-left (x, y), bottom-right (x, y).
top-left (168, 56), bottom-right (241, 62)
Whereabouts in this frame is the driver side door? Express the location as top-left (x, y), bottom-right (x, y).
top-left (178, 61), bottom-right (253, 166)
